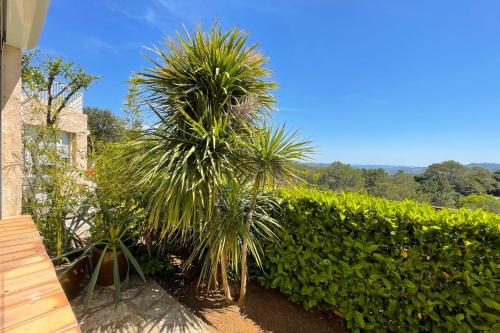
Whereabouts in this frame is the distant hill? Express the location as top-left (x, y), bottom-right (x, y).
top-left (303, 162), bottom-right (500, 174)
top-left (303, 163), bottom-right (330, 168)
top-left (352, 165), bottom-right (427, 175)
top-left (466, 163), bottom-right (500, 172)
top-left (303, 163), bottom-right (426, 174)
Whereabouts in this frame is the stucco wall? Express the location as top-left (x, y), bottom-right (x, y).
top-left (1, 45), bottom-right (23, 217)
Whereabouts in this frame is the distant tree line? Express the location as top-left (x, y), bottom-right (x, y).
top-left (299, 161), bottom-right (500, 213)
top-left (415, 161), bottom-right (499, 207)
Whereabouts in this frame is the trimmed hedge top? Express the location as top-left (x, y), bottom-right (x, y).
top-left (259, 188), bottom-right (500, 332)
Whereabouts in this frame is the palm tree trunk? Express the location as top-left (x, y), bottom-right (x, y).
top-left (210, 249), bottom-right (219, 289)
top-left (220, 249), bottom-right (232, 302)
top-left (238, 177), bottom-right (260, 307)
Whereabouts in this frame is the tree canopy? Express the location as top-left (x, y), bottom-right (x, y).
top-left (84, 107), bottom-right (124, 151)
top-left (22, 50), bottom-right (98, 126)
top-left (301, 160), bottom-right (500, 212)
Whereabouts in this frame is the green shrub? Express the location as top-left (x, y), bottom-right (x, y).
top-left (138, 252), bottom-right (174, 276)
top-left (135, 244), bottom-right (174, 277)
top-left (258, 188), bottom-right (500, 332)
top-left (460, 194), bottom-right (500, 214)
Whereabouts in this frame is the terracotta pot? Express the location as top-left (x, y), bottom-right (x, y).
top-left (92, 247), bottom-right (128, 286)
top-left (56, 252), bottom-right (87, 300)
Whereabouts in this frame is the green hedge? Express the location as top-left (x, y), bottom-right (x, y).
top-left (258, 188), bottom-right (500, 332)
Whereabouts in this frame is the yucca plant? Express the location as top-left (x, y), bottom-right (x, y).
top-left (185, 180), bottom-right (280, 300)
top-left (124, 23), bottom-right (275, 235)
top-left (237, 125), bottom-right (313, 306)
top-left (124, 23), bottom-right (313, 305)
top-left (85, 200), bottom-right (146, 307)
top-left (122, 23), bottom-right (276, 300)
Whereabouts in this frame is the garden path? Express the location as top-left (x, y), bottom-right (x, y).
top-left (71, 277), bottom-right (213, 333)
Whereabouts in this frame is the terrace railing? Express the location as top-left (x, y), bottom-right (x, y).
top-left (22, 81), bottom-right (84, 113)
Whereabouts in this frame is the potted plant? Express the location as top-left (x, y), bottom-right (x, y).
top-left (52, 202), bottom-right (94, 299)
top-left (28, 188), bottom-right (92, 300)
top-left (85, 199), bottom-right (145, 306)
top-left (25, 200), bottom-right (91, 300)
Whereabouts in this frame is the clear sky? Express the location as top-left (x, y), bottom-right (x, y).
top-left (38, 0), bottom-right (500, 166)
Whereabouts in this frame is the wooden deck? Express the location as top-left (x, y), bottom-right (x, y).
top-left (0, 215), bottom-right (80, 332)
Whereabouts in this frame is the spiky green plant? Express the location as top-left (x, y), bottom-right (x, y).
top-left (85, 199), bottom-right (146, 307)
top-left (238, 125), bottom-right (313, 306)
top-left (185, 180), bottom-right (279, 300)
top-left (125, 23), bottom-right (275, 236)
top-left (123, 23), bottom-right (276, 300)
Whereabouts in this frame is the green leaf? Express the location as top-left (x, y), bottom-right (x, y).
top-left (354, 311), bottom-right (366, 328)
top-left (84, 245), bottom-right (108, 306)
top-left (382, 278), bottom-right (392, 290)
top-left (491, 323), bottom-right (500, 333)
top-left (483, 298), bottom-right (500, 311)
top-left (118, 240), bottom-right (146, 282)
top-left (113, 247), bottom-right (120, 307)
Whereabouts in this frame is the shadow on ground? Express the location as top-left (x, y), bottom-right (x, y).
top-left (71, 277), bottom-right (213, 333)
top-left (162, 278), bottom-right (349, 333)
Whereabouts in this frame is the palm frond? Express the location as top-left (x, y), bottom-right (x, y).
top-left (121, 23), bottom-right (276, 236)
top-left (241, 124), bottom-right (315, 187)
top-left (185, 181), bottom-right (279, 286)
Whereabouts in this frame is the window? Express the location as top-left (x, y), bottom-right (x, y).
top-left (23, 127), bottom-right (73, 166)
top-left (58, 132), bottom-right (72, 163)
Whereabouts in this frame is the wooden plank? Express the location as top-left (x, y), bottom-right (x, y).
top-left (0, 241), bottom-right (46, 256)
top-left (1, 291), bottom-right (69, 329)
top-left (0, 216), bottom-right (81, 332)
top-left (0, 217), bottom-right (32, 225)
top-left (0, 247), bottom-right (46, 264)
top-left (0, 280), bottom-right (62, 310)
top-left (0, 255), bottom-right (46, 274)
top-left (56, 326), bottom-right (82, 333)
top-left (0, 259), bottom-right (53, 281)
top-left (0, 230), bottom-right (40, 242)
top-left (0, 226), bottom-right (38, 239)
top-left (2, 306), bottom-right (81, 333)
top-left (1, 263), bottom-right (56, 295)
top-left (0, 235), bottom-right (46, 248)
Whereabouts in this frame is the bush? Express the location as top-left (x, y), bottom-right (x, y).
top-left (460, 194), bottom-right (500, 214)
top-left (135, 245), bottom-right (174, 277)
top-left (258, 188), bottom-right (500, 332)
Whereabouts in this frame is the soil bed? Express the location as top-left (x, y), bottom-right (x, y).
top-left (157, 256), bottom-right (349, 333)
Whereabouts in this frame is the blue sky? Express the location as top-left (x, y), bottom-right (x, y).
top-left (38, 0), bottom-right (500, 166)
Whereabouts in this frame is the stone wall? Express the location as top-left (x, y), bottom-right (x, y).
top-left (22, 105), bottom-right (88, 170)
top-left (1, 45), bottom-right (23, 218)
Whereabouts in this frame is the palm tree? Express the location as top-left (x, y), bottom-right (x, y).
top-left (237, 125), bottom-right (313, 306)
top-left (123, 23), bottom-right (275, 301)
top-left (185, 180), bottom-right (279, 301)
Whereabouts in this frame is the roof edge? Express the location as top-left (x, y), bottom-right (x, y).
top-left (5, 0), bottom-right (50, 50)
